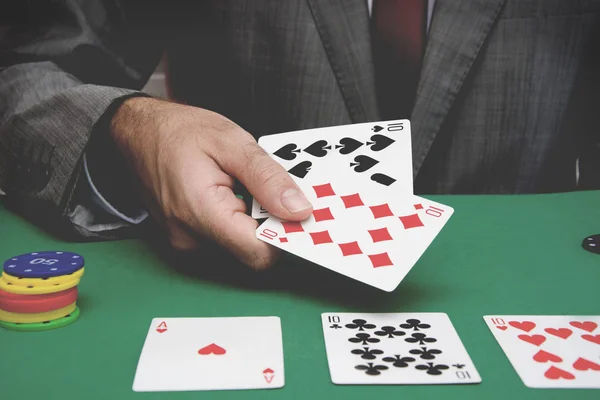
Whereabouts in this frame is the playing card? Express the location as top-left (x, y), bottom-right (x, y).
top-left (321, 312), bottom-right (481, 385)
top-left (251, 119), bottom-right (412, 218)
top-left (256, 185), bottom-right (453, 292)
top-left (132, 317), bottom-right (284, 392)
top-left (483, 315), bottom-right (600, 388)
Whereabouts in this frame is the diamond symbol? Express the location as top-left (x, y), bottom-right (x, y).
top-left (281, 221), bottom-right (304, 234)
top-left (370, 204), bottom-right (394, 219)
top-left (338, 241), bottom-right (363, 256)
top-left (313, 183), bottom-right (336, 198)
top-left (340, 193), bottom-right (364, 208)
top-left (7, 265), bottom-right (15, 268)
top-left (414, 204), bottom-right (423, 210)
top-left (279, 237), bottom-right (288, 243)
top-left (368, 227), bottom-right (393, 243)
top-left (50, 268), bottom-right (58, 271)
top-left (399, 214), bottom-right (424, 229)
top-left (368, 252), bottom-right (393, 268)
top-left (24, 269), bottom-right (32, 272)
top-left (313, 207), bottom-right (335, 222)
top-left (309, 230), bottom-right (334, 245)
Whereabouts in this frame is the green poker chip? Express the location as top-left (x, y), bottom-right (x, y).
top-left (0, 306), bottom-right (80, 332)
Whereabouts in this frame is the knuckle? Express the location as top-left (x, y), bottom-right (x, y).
top-left (250, 156), bottom-right (287, 191)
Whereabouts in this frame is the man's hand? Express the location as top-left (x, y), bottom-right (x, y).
top-left (110, 97), bottom-right (313, 269)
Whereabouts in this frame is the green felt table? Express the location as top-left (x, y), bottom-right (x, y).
top-left (1, 191), bottom-right (599, 399)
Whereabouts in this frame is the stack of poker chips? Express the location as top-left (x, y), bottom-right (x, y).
top-left (0, 251), bottom-right (84, 332)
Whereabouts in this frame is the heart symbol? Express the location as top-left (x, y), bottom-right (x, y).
top-left (533, 350), bottom-right (562, 363)
top-left (370, 173), bottom-right (396, 187)
top-left (544, 366), bottom-right (575, 380)
top-left (303, 140), bottom-right (331, 157)
top-left (509, 321), bottom-right (536, 332)
top-left (350, 155), bottom-right (379, 173)
top-left (544, 328), bottom-right (572, 339)
top-left (371, 125), bottom-right (384, 132)
top-left (198, 343), bottom-right (226, 355)
top-left (573, 357), bottom-right (600, 371)
top-left (156, 328), bottom-right (167, 334)
top-left (496, 326), bottom-right (508, 331)
top-left (273, 143), bottom-right (301, 161)
top-left (570, 321), bottom-right (598, 332)
top-left (367, 134), bottom-right (395, 151)
top-left (335, 137), bottom-right (363, 155)
top-left (518, 334), bottom-right (546, 346)
top-left (581, 334), bottom-right (600, 345)
top-left (287, 161), bottom-right (312, 179)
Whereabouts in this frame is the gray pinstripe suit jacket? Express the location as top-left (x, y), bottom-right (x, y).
top-left (1, 0), bottom-right (599, 239)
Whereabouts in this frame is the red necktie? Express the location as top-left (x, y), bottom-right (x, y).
top-left (371, 0), bottom-right (427, 119)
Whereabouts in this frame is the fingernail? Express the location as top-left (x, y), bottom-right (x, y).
top-left (281, 188), bottom-right (312, 213)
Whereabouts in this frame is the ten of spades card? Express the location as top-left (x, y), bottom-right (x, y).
top-left (251, 120), bottom-right (412, 219)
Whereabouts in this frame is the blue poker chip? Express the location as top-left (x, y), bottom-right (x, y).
top-left (3, 251), bottom-right (84, 278)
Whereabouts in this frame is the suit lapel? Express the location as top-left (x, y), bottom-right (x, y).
top-left (306, 0), bottom-right (379, 122)
top-left (411, 0), bottom-right (506, 176)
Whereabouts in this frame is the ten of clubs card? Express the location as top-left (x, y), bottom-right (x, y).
top-left (484, 315), bottom-right (600, 388)
top-left (321, 312), bottom-right (482, 385)
top-left (132, 317), bottom-right (284, 392)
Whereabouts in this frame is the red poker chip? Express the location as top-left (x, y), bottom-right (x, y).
top-left (0, 286), bottom-right (78, 313)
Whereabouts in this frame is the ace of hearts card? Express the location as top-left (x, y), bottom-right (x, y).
top-left (484, 315), bottom-right (600, 388)
top-left (132, 317), bottom-right (284, 392)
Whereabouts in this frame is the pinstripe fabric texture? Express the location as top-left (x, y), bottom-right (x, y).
top-left (0, 0), bottom-right (598, 238)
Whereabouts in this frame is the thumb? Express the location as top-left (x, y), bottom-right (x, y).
top-left (219, 138), bottom-right (313, 221)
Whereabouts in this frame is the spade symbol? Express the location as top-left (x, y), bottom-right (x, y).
top-left (303, 140), bottom-right (331, 157)
top-left (273, 143), bottom-right (301, 161)
top-left (371, 173), bottom-right (396, 186)
top-left (335, 137), bottom-right (364, 155)
top-left (288, 161), bottom-right (312, 179)
top-left (372, 125), bottom-right (384, 132)
top-left (350, 155), bottom-right (379, 173)
top-left (367, 134), bottom-right (395, 152)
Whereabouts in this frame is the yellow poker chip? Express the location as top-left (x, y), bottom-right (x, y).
top-left (0, 302), bottom-right (76, 324)
top-left (1, 268), bottom-right (84, 288)
top-left (0, 274), bottom-right (81, 295)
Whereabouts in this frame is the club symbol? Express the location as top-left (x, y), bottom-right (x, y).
top-left (350, 155), bottom-right (378, 173)
top-left (345, 319), bottom-right (376, 331)
top-left (287, 161), bottom-right (312, 179)
top-left (382, 354), bottom-right (416, 368)
top-left (303, 140), bottom-right (331, 157)
top-left (355, 362), bottom-right (388, 376)
top-left (453, 364), bottom-right (466, 369)
top-left (273, 143), bottom-right (301, 160)
top-left (335, 137), bottom-right (363, 154)
top-left (409, 347), bottom-right (443, 360)
top-left (374, 326), bottom-right (406, 339)
top-left (366, 134), bottom-right (395, 151)
top-left (330, 324), bottom-right (342, 330)
top-left (400, 319), bottom-right (431, 331)
top-left (415, 362), bottom-right (449, 376)
top-left (351, 347), bottom-right (384, 360)
top-left (349, 333), bottom-right (380, 346)
top-left (405, 333), bottom-right (437, 346)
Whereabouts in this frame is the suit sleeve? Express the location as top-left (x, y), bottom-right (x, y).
top-left (0, 0), bottom-right (165, 239)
